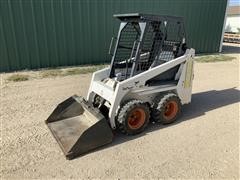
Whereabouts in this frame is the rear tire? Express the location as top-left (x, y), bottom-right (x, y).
top-left (151, 93), bottom-right (181, 124)
top-left (117, 100), bottom-right (150, 135)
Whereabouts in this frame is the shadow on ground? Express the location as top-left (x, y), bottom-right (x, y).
top-left (79, 88), bottom-right (239, 159)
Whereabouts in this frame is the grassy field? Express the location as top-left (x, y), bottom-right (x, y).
top-left (6, 65), bottom-right (107, 82)
top-left (6, 74), bottom-right (30, 82)
top-left (195, 54), bottom-right (235, 63)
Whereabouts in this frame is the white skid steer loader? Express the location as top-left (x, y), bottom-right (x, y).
top-left (46, 13), bottom-right (195, 159)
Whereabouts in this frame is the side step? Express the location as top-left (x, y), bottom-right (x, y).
top-left (45, 95), bottom-right (113, 160)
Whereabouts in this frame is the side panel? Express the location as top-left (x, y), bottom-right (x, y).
top-left (176, 49), bottom-right (195, 104)
top-left (87, 67), bottom-right (110, 101)
top-left (90, 81), bottom-right (115, 103)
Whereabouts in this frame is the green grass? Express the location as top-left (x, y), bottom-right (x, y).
top-left (6, 65), bottom-right (108, 83)
top-left (64, 65), bottom-right (107, 76)
top-left (196, 55), bottom-right (235, 63)
top-left (7, 74), bottom-right (29, 82)
top-left (41, 69), bottom-right (63, 78)
top-left (40, 65), bottom-right (107, 78)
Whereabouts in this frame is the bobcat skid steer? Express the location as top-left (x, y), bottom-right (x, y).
top-left (46, 13), bottom-right (195, 160)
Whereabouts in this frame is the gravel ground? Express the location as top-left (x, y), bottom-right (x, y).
top-left (0, 58), bottom-right (239, 179)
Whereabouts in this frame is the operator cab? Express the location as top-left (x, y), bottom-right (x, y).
top-left (108, 13), bottom-right (187, 83)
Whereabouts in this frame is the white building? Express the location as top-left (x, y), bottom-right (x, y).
top-left (225, 6), bottom-right (240, 33)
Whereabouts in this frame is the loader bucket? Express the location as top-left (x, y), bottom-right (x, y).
top-left (45, 95), bottom-right (113, 160)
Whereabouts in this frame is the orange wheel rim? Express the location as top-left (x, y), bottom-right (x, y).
top-left (163, 101), bottom-right (178, 120)
top-left (127, 108), bottom-right (146, 129)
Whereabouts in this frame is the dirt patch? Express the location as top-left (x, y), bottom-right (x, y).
top-left (0, 59), bottom-right (239, 179)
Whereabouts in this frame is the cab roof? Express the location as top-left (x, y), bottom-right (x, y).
top-left (113, 13), bottom-right (184, 23)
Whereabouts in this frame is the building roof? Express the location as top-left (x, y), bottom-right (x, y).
top-left (227, 6), bottom-right (240, 15)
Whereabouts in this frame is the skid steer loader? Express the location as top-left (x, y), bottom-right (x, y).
top-left (46, 13), bottom-right (195, 159)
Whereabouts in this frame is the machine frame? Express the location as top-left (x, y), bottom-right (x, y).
top-left (87, 48), bottom-right (195, 129)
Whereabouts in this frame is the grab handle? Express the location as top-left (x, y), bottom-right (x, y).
top-left (108, 37), bottom-right (116, 56)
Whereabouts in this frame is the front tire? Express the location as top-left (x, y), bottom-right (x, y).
top-left (117, 100), bottom-right (150, 135)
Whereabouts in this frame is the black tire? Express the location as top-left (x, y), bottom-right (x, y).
top-left (117, 100), bottom-right (150, 135)
top-left (150, 93), bottom-right (165, 122)
top-left (151, 93), bottom-right (181, 124)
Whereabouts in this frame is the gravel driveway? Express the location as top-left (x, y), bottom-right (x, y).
top-left (1, 59), bottom-right (239, 179)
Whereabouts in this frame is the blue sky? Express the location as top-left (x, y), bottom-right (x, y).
top-left (229, 0), bottom-right (240, 6)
